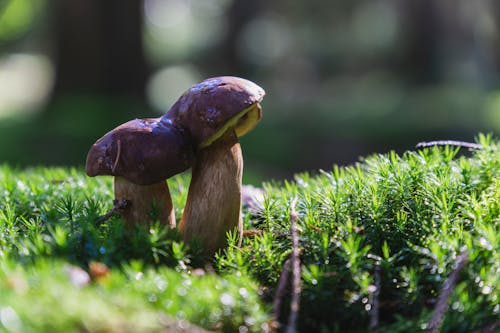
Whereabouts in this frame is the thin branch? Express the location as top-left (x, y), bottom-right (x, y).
top-left (473, 321), bottom-right (500, 333)
top-left (427, 251), bottom-right (469, 333)
top-left (416, 140), bottom-right (482, 150)
top-left (369, 264), bottom-right (381, 331)
top-left (242, 229), bottom-right (264, 237)
top-left (286, 197), bottom-right (301, 333)
top-left (272, 258), bottom-right (291, 327)
top-left (96, 199), bottom-right (130, 224)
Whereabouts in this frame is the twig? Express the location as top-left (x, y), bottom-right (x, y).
top-left (242, 229), bottom-right (264, 237)
top-left (272, 258), bottom-right (291, 326)
top-left (96, 199), bottom-right (130, 224)
top-left (369, 264), bottom-right (381, 331)
top-left (416, 140), bottom-right (482, 150)
top-left (286, 197), bottom-right (301, 333)
top-left (427, 251), bottom-right (469, 333)
top-left (472, 321), bottom-right (500, 333)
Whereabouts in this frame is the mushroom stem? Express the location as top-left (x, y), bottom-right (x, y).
top-left (114, 177), bottom-right (175, 228)
top-left (179, 130), bottom-right (243, 255)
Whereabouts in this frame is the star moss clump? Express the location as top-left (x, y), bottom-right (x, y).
top-left (0, 134), bottom-right (498, 332)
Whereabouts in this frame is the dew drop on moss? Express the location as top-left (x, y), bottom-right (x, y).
top-left (481, 285), bottom-right (492, 295)
top-left (238, 288), bottom-right (248, 298)
top-left (244, 316), bottom-right (255, 326)
top-left (220, 293), bottom-right (235, 306)
top-left (154, 277), bottom-right (167, 292)
top-left (177, 287), bottom-right (187, 296)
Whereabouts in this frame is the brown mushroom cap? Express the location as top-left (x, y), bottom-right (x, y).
top-left (86, 118), bottom-right (193, 185)
top-left (162, 76), bottom-right (265, 148)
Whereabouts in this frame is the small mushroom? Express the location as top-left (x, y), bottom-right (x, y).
top-left (86, 118), bottom-right (193, 228)
top-left (162, 76), bottom-right (265, 254)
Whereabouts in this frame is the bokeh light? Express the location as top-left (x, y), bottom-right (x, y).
top-left (146, 65), bottom-right (200, 113)
top-left (0, 0), bottom-right (39, 41)
top-left (0, 54), bottom-right (54, 118)
top-left (143, 0), bottom-right (228, 64)
top-left (0, 0), bottom-right (497, 180)
top-left (238, 14), bottom-right (293, 66)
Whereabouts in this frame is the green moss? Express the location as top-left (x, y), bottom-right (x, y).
top-left (0, 134), bottom-right (498, 332)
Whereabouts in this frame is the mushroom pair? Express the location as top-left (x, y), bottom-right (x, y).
top-left (86, 76), bottom-right (265, 255)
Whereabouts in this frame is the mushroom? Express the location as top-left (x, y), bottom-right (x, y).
top-left (86, 118), bottom-right (193, 228)
top-left (162, 76), bottom-right (265, 254)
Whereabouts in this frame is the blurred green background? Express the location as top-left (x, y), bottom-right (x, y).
top-left (0, 0), bottom-right (499, 183)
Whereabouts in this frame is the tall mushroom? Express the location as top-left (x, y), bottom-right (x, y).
top-left (86, 118), bottom-right (193, 228)
top-left (162, 76), bottom-right (265, 254)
